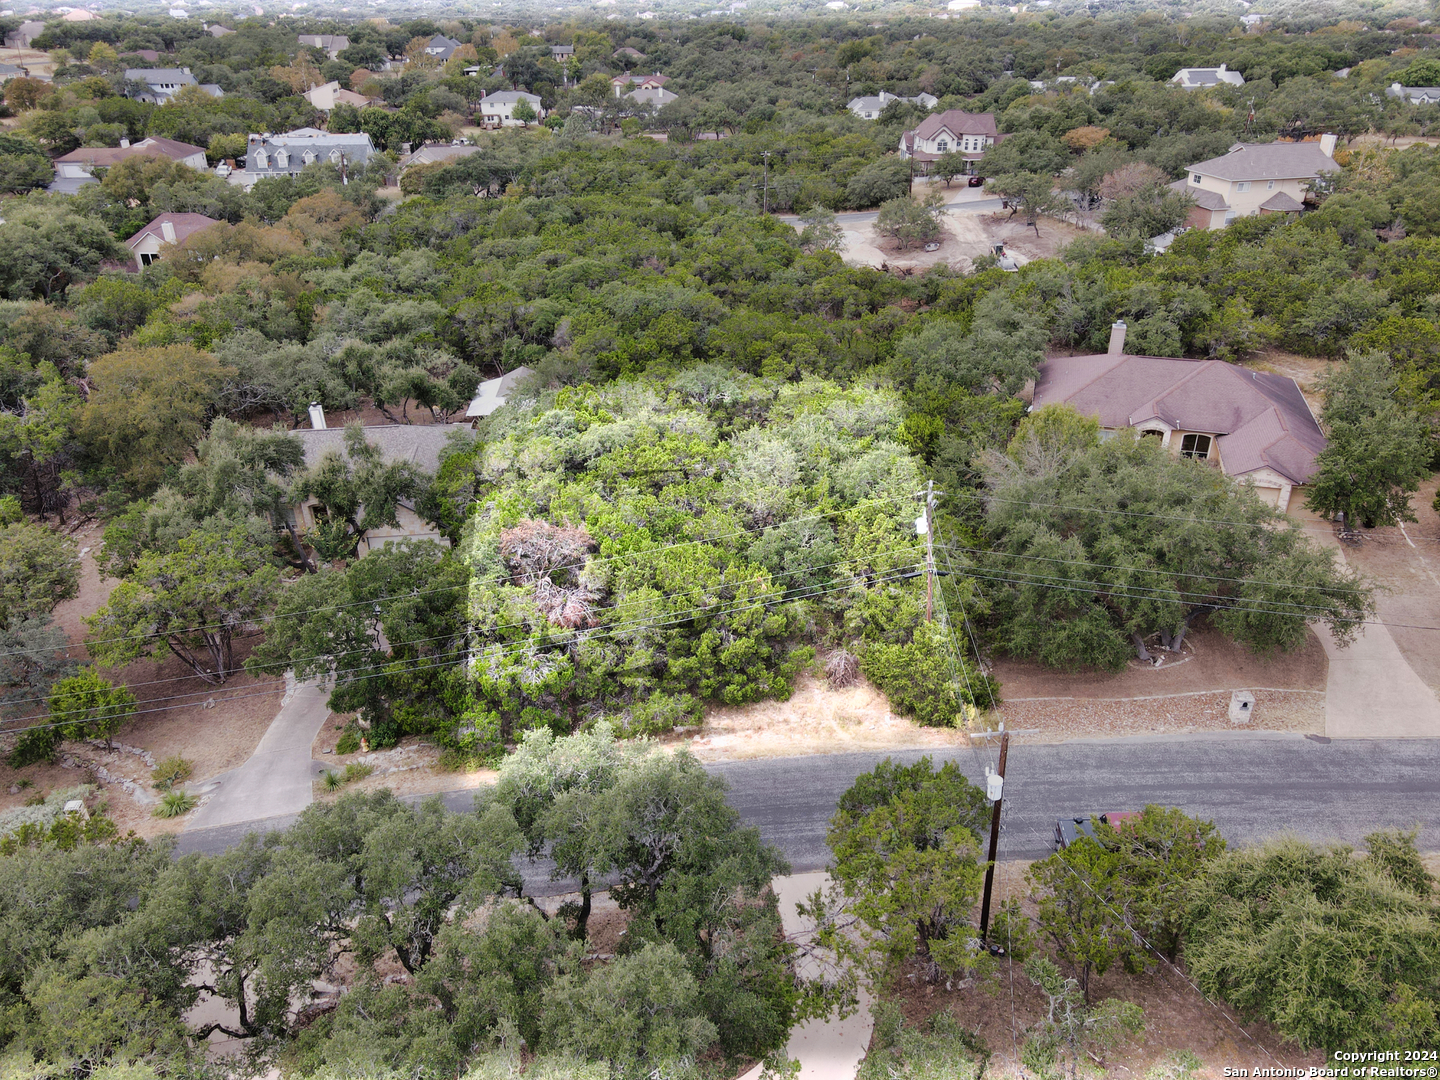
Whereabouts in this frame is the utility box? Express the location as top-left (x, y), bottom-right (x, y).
top-left (986, 773), bottom-right (1004, 802)
top-left (1229, 690), bottom-right (1256, 724)
top-left (62, 799), bottom-right (89, 820)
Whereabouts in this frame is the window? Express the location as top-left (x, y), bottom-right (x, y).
top-left (1192, 173), bottom-right (1202, 184)
top-left (140, 252), bottom-right (157, 266)
top-left (255, 151), bottom-right (267, 169)
top-left (936, 138), bottom-right (949, 153)
top-left (1180, 433), bottom-right (1212, 460)
top-left (1236, 181), bottom-right (1250, 192)
top-left (1139, 428), bottom-right (1164, 440)
top-left (302, 150), bottom-right (315, 165)
top-left (329, 148), bottom-right (342, 163)
top-left (274, 150), bottom-right (288, 169)
top-left (1267, 180), bottom-right (1276, 189)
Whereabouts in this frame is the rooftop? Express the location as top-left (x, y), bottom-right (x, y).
top-left (125, 212), bottom-right (222, 250)
top-left (292, 424), bottom-right (460, 475)
top-left (1033, 353), bottom-right (1326, 485)
top-left (1188, 141), bottom-right (1340, 182)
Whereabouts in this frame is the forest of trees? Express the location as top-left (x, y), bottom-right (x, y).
top-left (2, 1), bottom-right (1440, 1074)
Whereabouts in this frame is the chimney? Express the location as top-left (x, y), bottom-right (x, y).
top-left (1319, 133), bottom-right (1337, 158)
top-left (400, 141), bottom-right (412, 156)
top-left (308, 402), bottom-right (327, 429)
top-left (119, 137), bottom-right (130, 148)
top-left (160, 219), bottom-right (176, 243)
top-left (1107, 320), bottom-right (1127, 356)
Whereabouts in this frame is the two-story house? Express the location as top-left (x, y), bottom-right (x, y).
top-left (424, 34), bottom-right (462, 62)
top-left (1031, 322), bottom-right (1326, 514)
top-left (612, 72), bottom-right (669, 97)
top-left (241, 130), bottom-right (376, 188)
top-left (1170, 136), bottom-right (1340, 229)
top-left (898, 110), bottom-right (999, 173)
top-left (123, 67), bottom-right (198, 104)
top-left (479, 90), bottom-right (544, 127)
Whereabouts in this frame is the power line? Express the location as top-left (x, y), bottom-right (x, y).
top-left (0, 564), bottom-right (926, 735)
top-left (0, 494), bottom-right (919, 662)
top-left (0, 537), bottom-right (926, 710)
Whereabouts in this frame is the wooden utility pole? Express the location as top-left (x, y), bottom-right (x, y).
top-left (978, 728), bottom-right (1010, 942)
top-left (917, 481), bottom-right (937, 622)
top-left (761, 150), bottom-right (772, 214)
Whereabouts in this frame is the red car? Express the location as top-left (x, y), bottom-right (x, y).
top-left (967, 174), bottom-right (984, 187)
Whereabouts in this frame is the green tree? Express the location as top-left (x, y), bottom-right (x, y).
top-left (86, 523), bottom-right (281, 684)
top-left (78, 346), bottom-right (231, 493)
top-left (1305, 352), bottom-right (1435, 528)
top-left (1185, 833), bottom-right (1440, 1051)
top-left (844, 157), bottom-right (911, 209)
top-left (0, 521), bottom-right (78, 621)
top-left (0, 202), bottom-right (126, 300)
top-left (1100, 184), bottom-right (1195, 240)
top-left (875, 191), bottom-right (946, 250)
top-left (982, 433), bottom-right (1374, 670)
top-left (47, 670), bottom-right (138, 750)
top-left (892, 292), bottom-right (1047, 396)
top-left (289, 423), bottom-right (429, 561)
top-left (0, 133), bottom-right (54, 195)
top-left (986, 171), bottom-right (1068, 233)
top-left (823, 756), bottom-right (991, 982)
top-left (511, 98), bottom-right (537, 125)
top-left (1028, 836), bottom-right (1133, 1002)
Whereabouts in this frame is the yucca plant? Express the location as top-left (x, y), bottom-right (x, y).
top-left (153, 791), bottom-right (197, 818)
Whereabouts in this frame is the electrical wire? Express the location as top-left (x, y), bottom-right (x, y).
top-left (0, 563), bottom-right (926, 734)
top-left (0, 493), bottom-right (918, 661)
top-left (0, 536), bottom-right (926, 711)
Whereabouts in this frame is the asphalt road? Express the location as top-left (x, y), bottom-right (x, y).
top-left (175, 734), bottom-right (1440, 886)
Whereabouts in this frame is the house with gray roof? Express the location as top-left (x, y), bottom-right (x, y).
top-left (240, 130), bottom-right (376, 188)
top-left (1031, 322), bottom-right (1325, 513)
top-left (1171, 63), bottom-right (1245, 90)
top-left (1170, 135), bottom-right (1340, 229)
top-left (479, 90), bottom-right (544, 127)
top-left (289, 416), bottom-right (463, 555)
top-left (424, 34), bottom-right (462, 61)
top-left (298, 33), bottom-right (349, 59)
top-left (847, 91), bottom-right (938, 120)
top-left (1387, 82), bottom-right (1440, 105)
top-left (466, 366), bottom-right (535, 419)
top-left (123, 66), bottom-right (198, 103)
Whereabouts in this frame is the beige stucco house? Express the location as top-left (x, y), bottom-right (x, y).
top-left (898, 110), bottom-right (999, 173)
top-left (1171, 136), bottom-right (1340, 229)
top-left (1031, 322), bottom-right (1326, 514)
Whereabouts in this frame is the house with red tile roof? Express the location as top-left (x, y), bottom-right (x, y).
top-left (1031, 322), bottom-right (1326, 513)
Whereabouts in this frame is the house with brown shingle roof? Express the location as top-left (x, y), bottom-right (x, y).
top-left (898, 109), bottom-right (998, 172)
top-left (1031, 322), bottom-right (1326, 513)
top-left (1171, 136), bottom-right (1341, 229)
top-left (124, 212), bottom-right (222, 270)
top-left (50, 136), bottom-right (209, 194)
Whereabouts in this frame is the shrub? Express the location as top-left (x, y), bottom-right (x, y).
top-left (153, 791), bottom-right (197, 818)
top-left (824, 649), bottom-right (859, 689)
top-left (0, 785), bottom-right (95, 841)
top-left (342, 763), bottom-right (374, 783)
top-left (321, 770), bottom-right (343, 791)
top-left (151, 756), bottom-right (193, 792)
top-left (334, 729), bottom-right (361, 755)
top-left (861, 623), bottom-right (996, 727)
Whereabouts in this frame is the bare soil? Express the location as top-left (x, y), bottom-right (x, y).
top-left (1242, 349), bottom-right (1335, 416)
top-left (878, 861), bottom-right (1324, 1079)
top-left (310, 720), bottom-right (495, 800)
top-left (2, 528), bottom-right (284, 840)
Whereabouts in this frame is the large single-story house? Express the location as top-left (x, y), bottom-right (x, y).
top-left (1170, 136), bottom-right (1340, 229)
top-left (898, 109), bottom-right (999, 171)
top-left (298, 33), bottom-right (349, 60)
top-left (124, 212), bottom-right (221, 270)
top-left (289, 416), bottom-right (457, 556)
top-left (1031, 322), bottom-right (1325, 513)
top-left (479, 90), bottom-right (544, 126)
top-left (50, 135), bottom-right (209, 194)
top-left (847, 91), bottom-right (938, 119)
top-left (241, 130), bottom-right (376, 186)
top-left (1171, 63), bottom-right (1245, 90)
top-left (123, 66), bottom-right (198, 103)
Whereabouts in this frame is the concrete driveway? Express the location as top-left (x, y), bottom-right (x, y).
top-left (185, 674), bottom-right (330, 831)
top-left (1313, 533), bottom-right (1440, 738)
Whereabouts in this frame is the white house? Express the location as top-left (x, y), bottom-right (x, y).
top-left (1170, 136), bottom-right (1340, 229)
top-left (123, 66), bottom-right (198, 103)
top-left (626, 85), bottom-right (677, 108)
top-left (479, 90), bottom-right (544, 127)
top-left (1171, 64), bottom-right (1245, 90)
top-left (124, 212), bottom-right (221, 270)
top-left (847, 91), bottom-right (938, 120)
top-left (1387, 82), bottom-right (1440, 105)
top-left (302, 80), bottom-right (372, 111)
